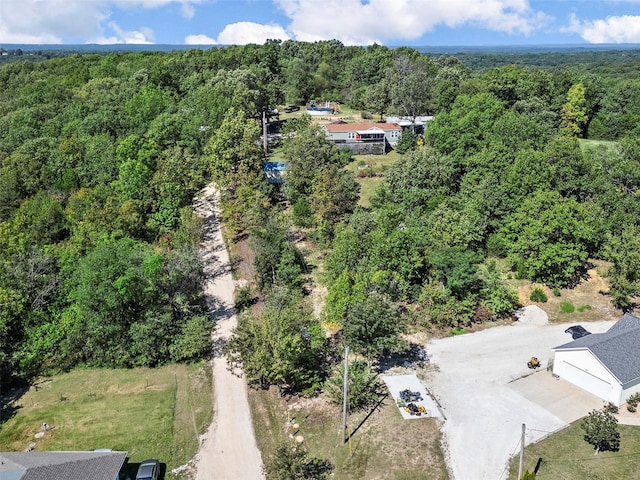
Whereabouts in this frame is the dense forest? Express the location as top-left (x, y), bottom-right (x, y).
top-left (1, 41), bottom-right (640, 394)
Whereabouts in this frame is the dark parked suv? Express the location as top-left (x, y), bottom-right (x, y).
top-left (565, 325), bottom-right (591, 340)
top-left (136, 459), bottom-right (160, 480)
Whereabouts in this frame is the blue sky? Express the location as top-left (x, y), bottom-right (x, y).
top-left (1, 0), bottom-right (640, 46)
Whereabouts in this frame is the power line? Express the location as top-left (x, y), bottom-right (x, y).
top-left (498, 436), bottom-right (523, 480)
top-left (528, 427), bottom-right (640, 437)
top-left (540, 451), bottom-right (640, 463)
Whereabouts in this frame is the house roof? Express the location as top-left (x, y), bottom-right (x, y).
top-left (0, 451), bottom-right (127, 480)
top-left (386, 115), bottom-right (434, 126)
top-left (554, 313), bottom-right (640, 385)
top-left (323, 122), bottom-right (401, 133)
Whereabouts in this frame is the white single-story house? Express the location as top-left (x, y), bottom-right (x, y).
top-left (553, 313), bottom-right (640, 406)
top-left (322, 122), bottom-right (402, 154)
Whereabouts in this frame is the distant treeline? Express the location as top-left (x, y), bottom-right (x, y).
top-left (4, 43), bottom-right (640, 73)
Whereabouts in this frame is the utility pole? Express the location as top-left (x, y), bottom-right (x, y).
top-left (518, 423), bottom-right (526, 480)
top-left (262, 110), bottom-right (268, 156)
top-left (342, 346), bottom-right (349, 444)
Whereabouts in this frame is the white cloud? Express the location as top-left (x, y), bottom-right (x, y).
top-left (182, 3), bottom-right (196, 19)
top-left (216, 22), bottom-right (291, 45)
top-left (0, 0), bottom-right (107, 43)
top-left (104, 22), bottom-right (155, 43)
top-left (564, 13), bottom-right (640, 43)
top-left (273, 0), bottom-right (550, 45)
top-left (112, 0), bottom-right (201, 11)
top-left (0, 0), bottom-right (199, 43)
top-left (185, 33), bottom-right (217, 44)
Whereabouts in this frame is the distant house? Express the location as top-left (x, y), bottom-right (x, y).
top-left (322, 122), bottom-right (402, 155)
top-left (0, 450), bottom-right (127, 480)
top-left (553, 313), bottom-right (640, 406)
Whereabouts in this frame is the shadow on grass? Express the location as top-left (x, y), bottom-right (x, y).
top-left (346, 393), bottom-right (388, 443)
top-left (0, 380), bottom-right (29, 425)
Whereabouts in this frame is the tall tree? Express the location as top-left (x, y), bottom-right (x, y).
top-left (364, 80), bottom-right (391, 121)
top-left (226, 301), bottom-right (325, 394)
top-left (388, 55), bottom-right (436, 123)
top-left (281, 121), bottom-right (343, 202)
top-left (561, 83), bottom-right (588, 137)
top-left (204, 107), bottom-right (262, 186)
top-left (604, 225), bottom-right (640, 309)
top-left (497, 190), bottom-right (599, 286)
top-left (308, 165), bottom-right (360, 238)
top-left (343, 293), bottom-right (405, 362)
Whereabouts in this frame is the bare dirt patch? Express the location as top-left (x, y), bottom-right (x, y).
top-left (514, 260), bottom-right (620, 323)
top-left (229, 234), bottom-right (255, 284)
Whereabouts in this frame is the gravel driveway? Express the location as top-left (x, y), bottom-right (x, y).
top-left (425, 316), bottom-right (615, 480)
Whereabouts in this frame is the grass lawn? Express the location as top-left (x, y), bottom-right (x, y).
top-left (249, 386), bottom-right (449, 480)
top-left (344, 151), bottom-right (400, 175)
top-left (508, 421), bottom-right (640, 479)
top-left (0, 363), bottom-right (212, 480)
top-left (578, 138), bottom-right (617, 151)
top-left (346, 151), bottom-right (400, 208)
top-left (355, 177), bottom-right (384, 208)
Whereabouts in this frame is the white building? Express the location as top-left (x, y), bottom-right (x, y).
top-left (553, 313), bottom-right (640, 406)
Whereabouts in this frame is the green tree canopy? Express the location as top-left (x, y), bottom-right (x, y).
top-left (582, 409), bottom-right (621, 454)
top-left (226, 300), bottom-right (325, 394)
top-left (604, 225), bottom-right (640, 309)
top-left (343, 293), bottom-right (406, 362)
top-left (498, 190), bottom-right (599, 286)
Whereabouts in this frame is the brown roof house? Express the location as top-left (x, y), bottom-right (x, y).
top-left (322, 122), bottom-right (402, 155)
top-left (0, 450), bottom-right (127, 480)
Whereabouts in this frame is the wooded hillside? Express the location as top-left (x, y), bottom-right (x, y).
top-left (1, 41), bottom-right (640, 390)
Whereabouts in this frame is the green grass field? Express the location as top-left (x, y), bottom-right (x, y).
top-left (344, 151), bottom-right (400, 174)
top-left (578, 138), bottom-right (617, 150)
top-left (355, 177), bottom-right (384, 207)
top-left (346, 151), bottom-right (399, 207)
top-left (0, 364), bottom-right (212, 479)
top-left (508, 421), bottom-right (640, 479)
top-left (249, 386), bottom-right (449, 480)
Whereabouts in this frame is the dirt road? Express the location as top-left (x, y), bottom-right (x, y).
top-left (192, 184), bottom-right (264, 480)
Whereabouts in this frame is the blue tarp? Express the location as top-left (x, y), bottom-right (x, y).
top-left (263, 161), bottom-right (288, 184)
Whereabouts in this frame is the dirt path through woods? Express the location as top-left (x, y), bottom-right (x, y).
top-left (192, 183), bottom-right (264, 480)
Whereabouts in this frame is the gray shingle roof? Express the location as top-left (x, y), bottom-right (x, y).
top-left (0, 451), bottom-right (127, 480)
top-left (555, 314), bottom-right (640, 385)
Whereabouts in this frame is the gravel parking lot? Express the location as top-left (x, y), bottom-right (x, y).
top-left (425, 315), bottom-right (614, 480)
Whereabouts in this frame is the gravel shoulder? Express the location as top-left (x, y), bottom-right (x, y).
top-left (425, 317), bottom-right (615, 480)
top-left (192, 183), bottom-right (264, 480)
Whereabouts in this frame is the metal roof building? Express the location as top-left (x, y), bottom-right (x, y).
top-left (0, 450), bottom-right (127, 480)
top-left (553, 313), bottom-right (640, 405)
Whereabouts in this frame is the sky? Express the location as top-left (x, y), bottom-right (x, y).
top-left (2, 0), bottom-right (640, 46)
